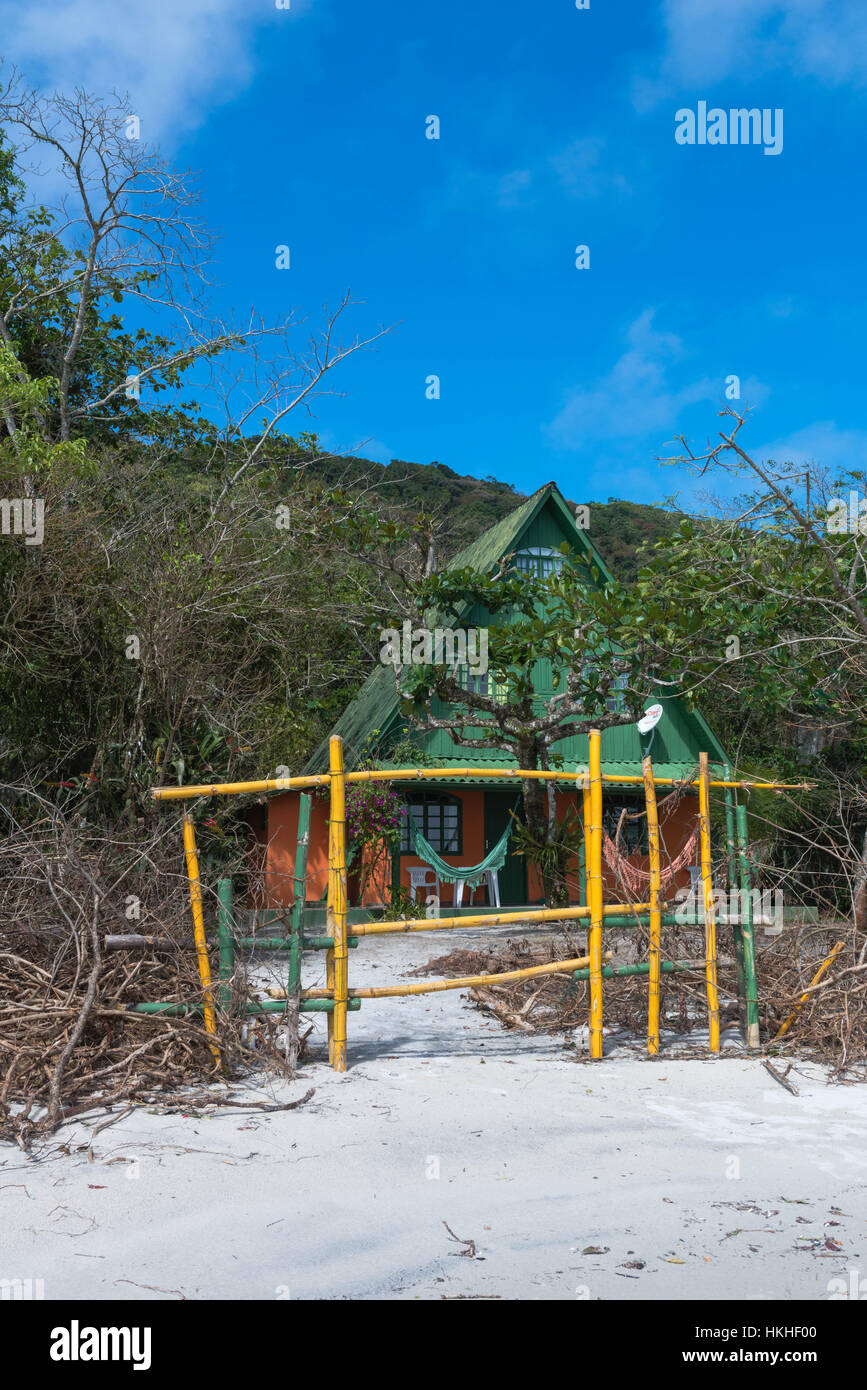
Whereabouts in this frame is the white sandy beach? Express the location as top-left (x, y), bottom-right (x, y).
top-left (2, 926), bottom-right (865, 1301)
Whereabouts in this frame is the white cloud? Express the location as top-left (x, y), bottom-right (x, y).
top-left (633, 0), bottom-right (867, 109)
top-left (434, 136), bottom-right (628, 224)
top-left (496, 169), bottom-right (533, 208)
top-left (356, 438), bottom-right (394, 465)
top-left (544, 309), bottom-right (722, 450)
top-left (750, 421), bottom-right (867, 473)
top-left (765, 296), bottom-right (799, 319)
top-left (549, 137), bottom-right (630, 198)
top-left (0, 0), bottom-right (308, 137)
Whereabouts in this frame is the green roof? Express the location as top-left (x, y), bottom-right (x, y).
top-left (304, 662), bottom-right (397, 773)
top-left (448, 480), bottom-right (615, 584)
top-left (302, 482), bottom-right (728, 776)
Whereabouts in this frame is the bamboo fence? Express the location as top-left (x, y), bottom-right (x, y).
top-left (146, 736), bottom-right (810, 1069)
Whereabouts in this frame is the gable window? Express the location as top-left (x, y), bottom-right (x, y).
top-left (514, 546), bottom-right (564, 578)
top-left (581, 664), bottom-right (629, 713)
top-left (456, 667), bottom-right (508, 704)
top-left (600, 795), bottom-right (649, 855)
top-left (605, 671), bottom-right (629, 712)
top-left (400, 793), bottom-right (462, 854)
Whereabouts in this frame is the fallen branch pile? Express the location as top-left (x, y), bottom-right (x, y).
top-left (757, 925), bottom-right (867, 1075)
top-left (412, 920), bottom-right (867, 1077)
top-left (0, 789), bottom-right (302, 1148)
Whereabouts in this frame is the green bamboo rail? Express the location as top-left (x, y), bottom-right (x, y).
top-left (288, 792), bottom-right (312, 994)
top-left (699, 752), bottom-right (721, 1054)
top-left (231, 935), bottom-right (360, 951)
top-left (572, 959), bottom-right (702, 981)
top-left (105, 931), bottom-right (359, 951)
top-left (724, 763), bottom-right (747, 1033)
top-left (132, 798), bottom-right (324, 1031)
top-left (217, 877), bottom-right (234, 1010)
top-left (736, 803), bottom-right (760, 1048)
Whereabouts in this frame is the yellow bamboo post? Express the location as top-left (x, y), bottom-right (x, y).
top-left (699, 752), bottom-right (720, 1054)
top-left (642, 754), bottom-right (662, 1056)
top-left (327, 735), bottom-right (349, 1071)
top-left (772, 940), bottom-right (845, 1041)
top-left (588, 729), bottom-right (604, 1060)
top-left (182, 814), bottom-right (220, 1068)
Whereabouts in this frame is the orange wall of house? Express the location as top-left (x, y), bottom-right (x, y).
top-left (594, 795), bottom-right (698, 903)
top-left (261, 786), bottom-right (701, 909)
top-left (263, 788), bottom-right (488, 908)
top-left (246, 803), bottom-right (269, 909)
top-left (396, 788), bottom-right (486, 907)
top-left (265, 791), bottom-right (330, 908)
top-left (526, 791), bottom-right (700, 905)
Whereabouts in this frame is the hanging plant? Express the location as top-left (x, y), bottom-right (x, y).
top-left (344, 781), bottom-right (406, 904)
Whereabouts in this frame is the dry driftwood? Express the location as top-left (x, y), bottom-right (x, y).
top-left (413, 921), bottom-right (867, 1077)
top-left (0, 791), bottom-right (306, 1147)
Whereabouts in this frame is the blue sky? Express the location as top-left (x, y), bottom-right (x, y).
top-left (2, 0), bottom-right (866, 509)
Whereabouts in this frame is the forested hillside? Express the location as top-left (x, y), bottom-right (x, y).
top-left (308, 453), bottom-right (681, 578)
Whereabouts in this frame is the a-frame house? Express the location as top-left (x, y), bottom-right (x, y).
top-left (260, 482), bottom-right (730, 915)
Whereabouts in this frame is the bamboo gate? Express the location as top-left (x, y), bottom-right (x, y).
top-left (145, 733), bottom-right (807, 1071)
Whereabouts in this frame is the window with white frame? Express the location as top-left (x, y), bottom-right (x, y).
top-left (513, 546), bottom-right (564, 578)
top-left (457, 666), bottom-right (509, 703)
top-left (581, 663), bottom-right (629, 713)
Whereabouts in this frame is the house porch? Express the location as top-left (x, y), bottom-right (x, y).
top-left (258, 781), bottom-right (703, 913)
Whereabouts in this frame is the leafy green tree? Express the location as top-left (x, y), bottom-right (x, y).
top-left (629, 410), bottom-right (867, 926)
top-left (0, 88), bottom-right (389, 828)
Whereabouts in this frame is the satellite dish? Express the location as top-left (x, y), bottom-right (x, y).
top-left (637, 704), bottom-right (663, 735)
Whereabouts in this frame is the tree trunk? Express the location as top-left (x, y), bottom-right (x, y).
top-left (519, 739), bottom-right (567, 907)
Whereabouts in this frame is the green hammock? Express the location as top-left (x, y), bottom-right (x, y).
top-left (408, 814), bottom-right (515, 889)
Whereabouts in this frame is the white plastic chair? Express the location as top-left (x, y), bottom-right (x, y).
top-left (453, 870), bottom-right (501, 910)
top-left (407, 865), bottom-right (440, 905)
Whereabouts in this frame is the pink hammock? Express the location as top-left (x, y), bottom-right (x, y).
top-left (601, 824), bottom-right (699, 897)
